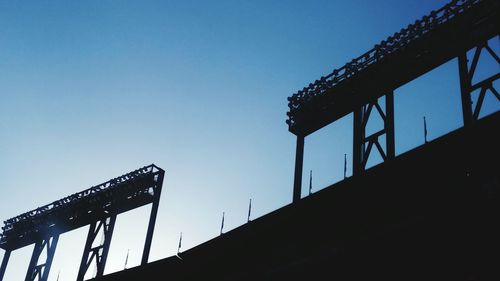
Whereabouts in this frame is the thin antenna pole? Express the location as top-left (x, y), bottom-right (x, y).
top-left (309, 170), bottom-right (313, 195)
top-left (247, 199), bottom-right (252, 223)
top-left (424, 116), bottom-right (428, 143)
top-left (177, 232), bottom-right (182, 254)
top-left (220, 212), bottom-right (225, 235)
top-left (56, 270), bottom-right (61, 281)
top-left (124, 249), bottom-right (129, 269)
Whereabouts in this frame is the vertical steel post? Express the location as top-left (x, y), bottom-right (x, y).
top-left (458, 52), bottom-right (473, 126)
top-left (385, 91), bottom-right (395, 160)
top-left (0, 250), bottom-right (11, 281)
top-left (41, 236), bottom-right (58, 281)
top-left (25, 241), bottom-right (43, 281)
top-left (141, 170), bottom-right (164, 265)
top-left (97, 216), bottom-right (116, 277)
top-left (353, 107), bottom-right (365, 176)
top-left (77, 216), bottom-right (117, 281)
top-left (38, 235), bottom-right (59, 281)
top-left (25, 237), bottom-right (59, 281)
top-left (77, 221), bottom-right (97, 281)
top-left (293, 135), bottom-right (305, 203)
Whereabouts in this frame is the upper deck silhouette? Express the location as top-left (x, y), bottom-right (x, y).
top-left (0, 165), bottom-right (164, 281)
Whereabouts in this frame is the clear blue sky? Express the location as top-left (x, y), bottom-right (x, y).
top-left (0, 0), bottom-right (498, 280)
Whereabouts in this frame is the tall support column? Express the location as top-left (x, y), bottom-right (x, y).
top-left (385, 91), bottom-right (395, 160)
top-left (0, 250), bottom-right (11, 281)
top-left (353, 107), bottom-right (365, 176)
top-left (293, 135), bottom-right (305, 203)
top-left (458, 52), bottom-right (473, 127)
top-left (353, 92), bottom-right (395, 175)
top-left (77, 215), bottom-right (117, 281)
top-left (141, 170), bottom-right (165, 265)
top-left (24, 235), bottom-right (59, 281)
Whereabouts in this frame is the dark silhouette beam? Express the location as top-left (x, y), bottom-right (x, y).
top-left (0, 250), bottom-right (10, 281)
top-left (142, 171), bottom-right (164, 265)
top-left (293, 135), bottom-right (305, 202)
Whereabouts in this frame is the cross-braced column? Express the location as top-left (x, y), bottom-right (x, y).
top-left (24, 235), bottom-right (59, 281)
top-left (353, 91), bottom-right (395, 175)
top-left (458, 37), bottom-right (500, 126)
top-left (141, 170), bottom-right (165, 265)
top-left (77, 215), bottom-right (116, 281)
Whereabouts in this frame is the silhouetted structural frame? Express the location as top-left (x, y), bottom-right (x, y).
top-left (0, 164), bottom-right (165, 281)
top-left (287, 0), bottom-right (499, 202)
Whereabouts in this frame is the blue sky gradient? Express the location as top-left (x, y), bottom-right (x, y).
top-left (1, 1), bottom-right (498, 280)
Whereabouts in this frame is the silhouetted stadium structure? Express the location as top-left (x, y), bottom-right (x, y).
top-left (0, 165), bottom-right (164, 281)
top-left (1, 0), bottom-right (499, 280)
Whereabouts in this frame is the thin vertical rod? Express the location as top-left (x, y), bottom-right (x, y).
top-left (0, 250), bottom-right (11, 281)
top-left (247, 199), bottom-right (252, 223)
top-left (344, 154), bottom-right (347, 179)
top-left (385, 91), bottom-right (395, 159)
top-left (293, 135), bottom-right (305, 203)
top-left (220, 212), bottom-right (225, 235)
top-left (141, 171), bottom-right (164, 265)
top-left (458, 52), bottom-right (473, 126)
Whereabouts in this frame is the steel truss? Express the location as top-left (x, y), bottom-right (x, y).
top-left (25, 236), bottom-right (59, 281)
top-left (353, 92), bottom-right (395, 175)
top-left (459, 37), bottom-right (500, 125)
top-left (77, 216), bottom-right (116, 281)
